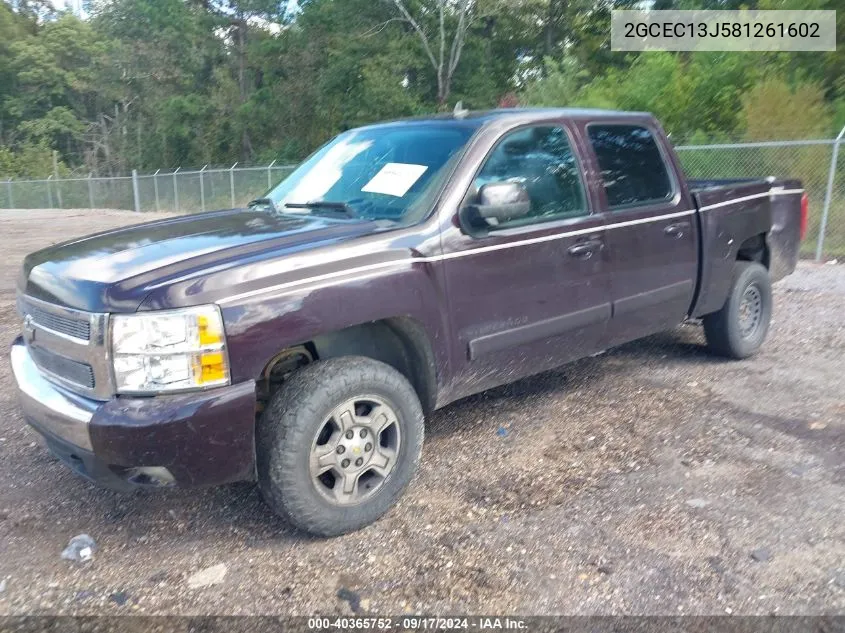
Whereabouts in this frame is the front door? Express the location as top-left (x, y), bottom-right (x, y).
top-left (441, 123), bottom-right (611, 399)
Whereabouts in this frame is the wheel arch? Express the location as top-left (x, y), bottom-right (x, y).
top-left (736, 232), bottom-right (770, 269)
top-left (258, 316), bottom-right (439, 415)
top-left (691, 230), bottom-right (772, 318)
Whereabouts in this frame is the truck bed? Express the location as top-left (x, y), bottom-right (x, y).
top-left (688, 177), bottom-right (768, 191)
top-left (688, 178), bottom-right (804, 318)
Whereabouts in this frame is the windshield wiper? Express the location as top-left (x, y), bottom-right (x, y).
top-left (247, 197), bottom-right (277, 211)
top-left (284, 201), bottom-right (357, 218)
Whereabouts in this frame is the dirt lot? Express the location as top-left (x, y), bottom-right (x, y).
top-left (0, 209), bottom-right (843, 616)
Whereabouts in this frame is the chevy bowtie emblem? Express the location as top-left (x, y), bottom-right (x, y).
top-left (23, 315), bottom-right (36, 343)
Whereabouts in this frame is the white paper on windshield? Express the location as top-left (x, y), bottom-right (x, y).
top-left (361, 163), bottom-right (428, 197)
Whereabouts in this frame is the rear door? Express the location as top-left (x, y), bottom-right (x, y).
top-left (580, 121), bottom-right (698, 348)
top-left (441, 122), bottom-right (611, 398)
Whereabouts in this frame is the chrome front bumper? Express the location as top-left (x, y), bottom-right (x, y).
top-left (11, 335), bottom-right (258, 489)
top-left (10, 337), bottom-right (98, 450)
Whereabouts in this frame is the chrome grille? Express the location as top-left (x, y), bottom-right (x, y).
top-left (26, 304), bottom-right (90, 341)
top-left (29, 345), bottom-right (95, 389)
top-left (17, 294), bottom-right (112, 400)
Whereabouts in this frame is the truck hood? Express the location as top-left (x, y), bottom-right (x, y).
top-left (20, 209), bottom-right (383, 312)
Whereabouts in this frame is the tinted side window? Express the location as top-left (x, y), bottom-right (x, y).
top-left (587, 124), bottom-right (673, 209)
top-left (473, 126), bottom-right (587, 228)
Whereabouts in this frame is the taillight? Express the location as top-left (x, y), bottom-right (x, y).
top-left (800, 192), bottom-right (809, 241)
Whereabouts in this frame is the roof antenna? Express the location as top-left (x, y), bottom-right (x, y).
top-left (453, 100), bottom-right (469, 119)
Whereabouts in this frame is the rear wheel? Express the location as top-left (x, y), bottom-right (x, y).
top-left (703, 261), bottom-right (772, 359)
top-left (256, 356), bottom-right (424, 536)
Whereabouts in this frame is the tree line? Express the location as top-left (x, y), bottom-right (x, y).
top-left (0, 0), bottom-right (842, 178)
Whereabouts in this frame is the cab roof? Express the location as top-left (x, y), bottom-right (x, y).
top-left (356, 107), bottom-right (654, 131)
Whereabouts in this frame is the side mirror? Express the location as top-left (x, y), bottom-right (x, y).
top-left (461, 182), bottom-right (531, 233)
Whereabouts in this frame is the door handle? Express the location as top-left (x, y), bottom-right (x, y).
top-left (567, 239), bottom-right (603, 260)
top-left (664, 222), bottom-right (690, 238)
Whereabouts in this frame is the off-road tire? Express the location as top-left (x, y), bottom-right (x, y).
top-left (703, 261), bottom-right (772, 359)
top-left (256, 356), bottom-right (424, 536)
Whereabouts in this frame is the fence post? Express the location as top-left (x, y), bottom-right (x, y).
top-left (53, 150), bottom-right (63, 208)
top-left (6, 179), bottom-right (13, 209)
top-left (173, 167), bottom-right (180, 212)
top-left (229, 162), bottom-right (238, 208)
top-left (88, 173), bottom-right (94, 210)
top-left (46, 175), bottom-right (53, 209)
top-left (132, 169), bottom-right (141, 213)
top-left (816, 125), bottom-right (845, 261)
top-left (200, 165), bottom-right (208, 212)
top-left (153, 169), bottom-right (160, 212)
top-left (267, 159), bottom-right (276, 190)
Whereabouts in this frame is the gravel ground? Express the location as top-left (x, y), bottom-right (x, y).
top-left (0, 209), bottom-right (843, 616)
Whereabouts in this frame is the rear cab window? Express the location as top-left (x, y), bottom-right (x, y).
top-left (586, 124), bottom-right (675, 210)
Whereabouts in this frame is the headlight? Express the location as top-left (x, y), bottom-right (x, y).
top-left (111, 305), bottom-right (230, 394)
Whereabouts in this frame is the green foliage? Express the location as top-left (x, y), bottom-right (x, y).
top-left (521, 58), bottom-right (589, 107)
top-left (741, 77), bottom-right (833, 140)
top-left (523, 51), bottom-right (766, 143)
top-left (1, 12), bottom-right (115, 169)
top-left (0, 0), bottom-right (842, 175)
top-left (0, 142), bottom-right (66, 178)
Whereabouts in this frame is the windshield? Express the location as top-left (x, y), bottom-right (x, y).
top-left (265, 123), bottom-right (479, 224)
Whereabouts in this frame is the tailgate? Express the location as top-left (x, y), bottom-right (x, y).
top-left (767, 181), bottom-right (805, 281)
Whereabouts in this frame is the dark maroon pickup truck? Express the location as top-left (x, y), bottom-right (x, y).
top-left (11, 108), bottom-right (808, 535)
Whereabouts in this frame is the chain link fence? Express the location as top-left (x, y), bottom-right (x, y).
top-left (675, 132), bottom-right (845, 260)
top-left (0, 163), bottom-right (296, 217)
top-left (1, 134), bottom-right (843, 260)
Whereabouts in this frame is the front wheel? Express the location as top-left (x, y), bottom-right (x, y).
top-left (703, 261), bottom-right (772, 359)
top-left (256, 356), bottom-right (424, 536)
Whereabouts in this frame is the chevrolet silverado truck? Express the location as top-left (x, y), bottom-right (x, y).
top-left (11, 108), bottom-right (808, 536)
